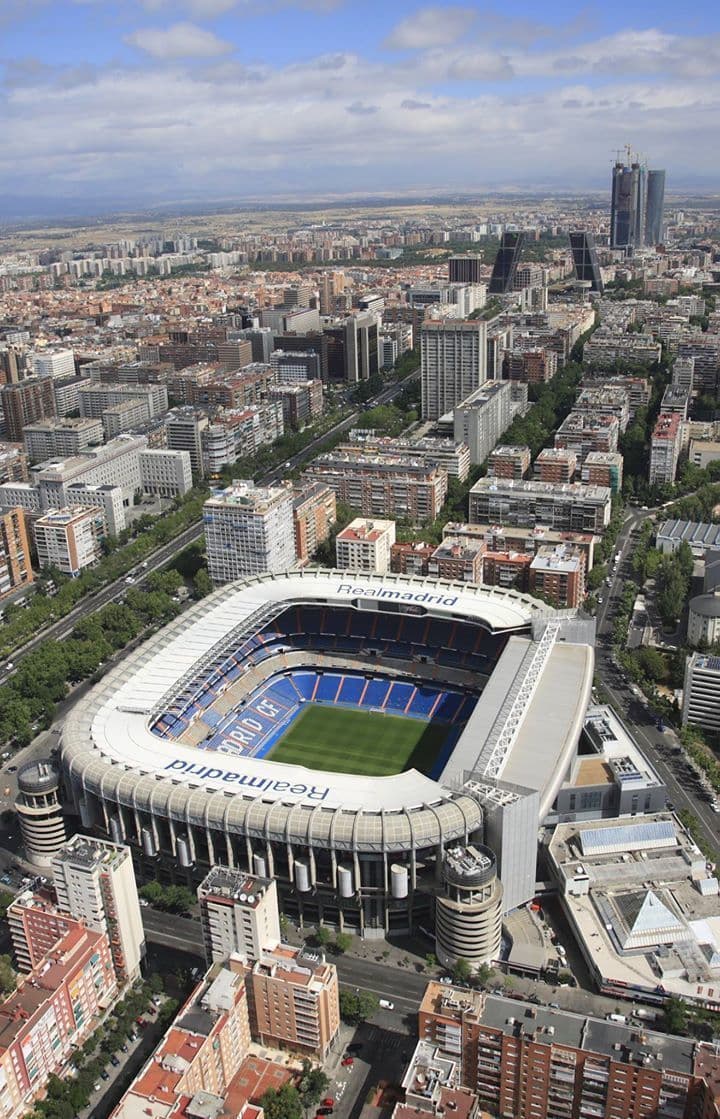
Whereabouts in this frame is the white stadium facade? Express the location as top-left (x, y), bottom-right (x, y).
top-left (61, 570), bottom-right (594, 936)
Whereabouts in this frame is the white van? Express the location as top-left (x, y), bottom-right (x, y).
top-left (379, 998), bottom-right (394, 1010)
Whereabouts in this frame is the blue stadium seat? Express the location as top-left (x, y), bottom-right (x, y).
top-left (363, 679), bottom-right (390, 708)
top-left (337, 675), bottom-right (364, 704)
top-left (385, 682), bottom-right (414, 712)
top-left (316, 674), bottom-right (341, 702)
top-left (409, 687), bottom-right (438, 718)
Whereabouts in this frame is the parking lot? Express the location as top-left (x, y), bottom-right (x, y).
top-left (325, 1017), bottom-right (415, 1119)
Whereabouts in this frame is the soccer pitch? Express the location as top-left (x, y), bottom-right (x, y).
top-left (269, 705), bottom-right (449, 777)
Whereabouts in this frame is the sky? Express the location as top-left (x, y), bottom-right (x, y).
top-left (0, 0), bottom-right (719, 214)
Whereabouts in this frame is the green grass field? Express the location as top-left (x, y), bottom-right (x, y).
top-left (269, 705), bottom-right (448, 777)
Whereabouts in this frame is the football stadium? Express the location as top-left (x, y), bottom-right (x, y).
top-left (61, 570), bottom-right (594, 935)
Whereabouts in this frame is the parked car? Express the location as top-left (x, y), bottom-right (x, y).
top-left (101, 1071), bottom-right (110, 1081)
top-left (341, 1057), bottom-right (354, 1068)
top-left (110, 1056), bottom-right (120, 1067)
top-left (321, 1099), bottom-right (335, 1108)
top-left (379, 998), bottom-right (394, 1010)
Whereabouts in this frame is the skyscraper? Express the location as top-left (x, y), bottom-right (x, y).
top-left (645, 169), bottom-right (666, 245)
top-left (569, 231), bottom-right (604, 293)
top-left (421, 319), bottom-right (487, 420)
top-left (203, 480), bottom-right (295, 583)
top-left (488, 232), bottom-right (525, 293)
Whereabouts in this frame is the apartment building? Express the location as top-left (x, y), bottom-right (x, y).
top-left (682, 654), bottom-right (720, 732)
top-left (0, 507), bottom-right (33, 598)
top-left (488, 445), bottom-right (531, 481)
top-left (52, 835), bottom-right (145, 986)
top-left (428, 541), bottom-right (483, 583)
top-left (581, 451), bottom-right (624, 494)
top-left (480, 550), bottom-right (532, 590)
top-left (231, 944), bottom-right (340, 1060)
top-left (52, 374), bottom-right (92, 417)
top-left (445, 521), bottom-right (597, 572)
top-left (421, 320), bottom-right (487, 420)
top-left (534, 447), bottom-right (577, 484)
top-left (202, 403), bottom-right (285, 473)
top-left (0, 377), bottom-right (57, 441)
top-left (574, 387), bottom-right (630, 433)
top-left (267, 379), bottom-right (323, 430)
top-left (32, 434), bottom-right (146, 507)
top-left (292, 482), bottom-right (336, 565)
top-left (270, 349), bottom-right (322, 382)
top-left (529, 543), bottom-right (586, 608)
top-left (110, 966), bottom-right (253, 1119)
top-left (554, 412), bottom-right (620, 458)
top-left (302, 454), bottom-right (447, 524)
top-left (78, 381), bottom-right (168, 421)
top-left (504, 347), bottom-right (557, 383)
top-left (417, 983), bottom-right (719, 1119)
top-left (198, 867), bottom-right (281, 966)
top-left (204, 481), bottom-right (296, 584)
top-left (29, 349), bottom-right (76, 379)
top-left (0, 921), bottom-right (117, 1119)
top-left (336, 518), bottom-right (396, 574)
top-left (0, 443), bottom-right (28, 485)
top-left (101, 398), bottom-right (151, 438)
top-left (346, 435), bottom-right (470, 481)
top-left (650, 412), bottom-right (683, 486)
top-left (469, 478), bottom-right (612, 534)
top-left (452, 381), bottom-right (525, 466)
top-left (188, 366), bottom-right (274, 410)
top-left (139, 448), bottom-right (192, 498)
top-left (23, 417), bottom-right (103, 461)
top-left (583, 331), bottom-right (662, 368)
top-left (33, 506), bottom-right (105, 575)
top-left (390, 540), bottom-right (435, 576)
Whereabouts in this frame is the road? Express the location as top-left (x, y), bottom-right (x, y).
top-left (0, 369), bottom-right (418, 688)
top-left (593, 503), bottom-right (719, 851)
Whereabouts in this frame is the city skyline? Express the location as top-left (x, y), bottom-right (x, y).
top-left (0, 0), bottom-right (719, 216)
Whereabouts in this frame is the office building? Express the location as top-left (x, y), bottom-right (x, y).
top-left (203, 481), bottom-right (295, 584)
top-left (690, 439), bottom-right (720, 470)
top-left (534, 447), bottom-right (576, 484)
top-left (33, 505), bottom-right (104, 575)
top-left (645, 168), bottom-right (666, 244)
top-left (270, 349), bottom-right (321, 382)
top-left (336, 518), bottom-right (396, 574)
top-left (529, 543), bottom-right (586, 608)
top-left (1, 377), bottom-right (57, 442)
top-left (421, 320), bottom-right (487, 420)
top-left (52, 834), bottom-right (145, 985)
top-left (569, 230), bottom-right (604, 293)
top-left (0, 507), bottom-right (33, 598)
top-left (687, 591), bottom-right (720, 647)
top-left (418, 983), bottom-right (720, 1119)
top-left (232, 945), bottom-right (340, 1060)
top-left (650, 413), bottom-right (683, 486)
top-left (488, 445), bottom-right (531, 481)
top-left (29, 349), bottom-right (75, 379)
top-left (292, 482), bottom-right (336, 564)
top-left (488, 232), bottom-right (524, 293)
top-left (448, 254), bottom-right (484, 285)
top-left (324, 312), bottom-right (379, 383)
top-left (198, 867), bottom-right (281, 966)
top-left (14, 760), bottom-right (67, 866)
top-left (139, 448), bottom-right (192, 498)
top-left (682, 653), bottom-right (720, 731)
top-left (611, 158), bottom-right (646, 249)
top-left (452, 381), bottom-right (524, 465)
top-left (469, 477), bottom-right (612, 534)
top-left (552, 704), bottom-right (666, 822)
top-left (435, 846), bottom-right (503, 972)
top-left (581, 451), bottom-right (624, 494)
top-left (110, 966), bottom-right (253, 1119)
top-left (23, 417), bottom-right (103, 461)
top-left (302, 453), bottom-right (447, 524)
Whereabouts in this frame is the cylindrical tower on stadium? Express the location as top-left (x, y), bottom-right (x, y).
top-left (435, 844), bottom-right (503, 972)
top-left (15, 760), bottom-right (66, 866)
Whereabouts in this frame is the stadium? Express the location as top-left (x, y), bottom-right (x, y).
top-left (61, 570), bottom-right (594, 936)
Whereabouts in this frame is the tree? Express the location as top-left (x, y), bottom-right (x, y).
top-left (475, 963), bottom-right (494, 986)
top-left (261, 1084), bottom-right (303, 1119)
top-left (451, 957), bottom-right (472, 984)
top-left (424, 953), bottom-right (437, 970)
top-left (339, 989), bottom-right (379, 1025)
top-left (637, 647), bottom-right (669, 683)
top-left (193, 569), bottom-right (213, 599)
top-left (0, 955), bottom-right (15, 994)
top-left (297, 1060), bottom-right (329, 1108)
top-left (312, 925), bottom-right (332, 948)
top-left (333, 932), bottom-right (353, 955)
top-left (663, 996), bottom-right (689, 1036)
top-left (147, 972), bottom-right (165, 996)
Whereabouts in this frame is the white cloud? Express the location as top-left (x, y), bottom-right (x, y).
top-left (384, 5), bottom-right (476, 50)
top-left (125, 21), bottom-right (232, 59)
